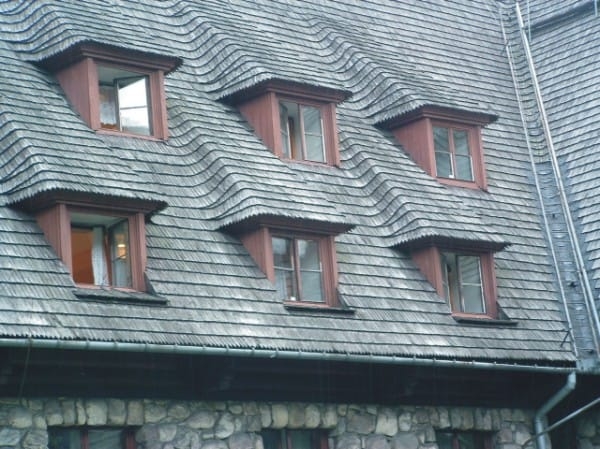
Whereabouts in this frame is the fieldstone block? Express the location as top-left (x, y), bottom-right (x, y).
top-left (426, 408), bottom-right (439, 428)
top-left (0, 428), bottom-right (22, 446)
top-left (514, 423), bottom-right (531, 446)
top-left (61, 401), bottom-right (76, 426)
top-left (108, 400), bottom-right (127, 425)
top-left (474, 409), bottom-right (492, 431)
top-left (449, 409), bottom-right (462, 429)
top-left (229, 404), bottom-right (243, 415)
top-left (27, 400), bottom-right (43, 412)
top-left (365, 434), bottom-right (390, 449)
top-left (259, 404), bottom-right (272, 428)
top-left (202, 439), bottom-right (228, 449)
top-left (22, 429), bottom-right (46, 449)
top-left (347, 411), bottom-right (375, 434)
top-left (497, 428), bottom-right (513, 443)
top-left (215, 413), bottom-right (235, 439)
top-left (136, 425), bottom-right (159, 444)
top-left (145, 403), bottom-right (167, 424)
top-left (288, 404), bottom-right (305, 428)
top-left (228, 433), bottom-right (254, 449)
top-left (169, 404), bottom-right (191, 421)
top-left (158, 425), bottom-right (178, 442)
top-left (412, 409), bottom-right (428, 425)
top-left (437, 408), bottom-right (450, 429)
top-left (187, 410), bottom-right (216, 430)
top-left (512, 410), bottom-right (527, 423)
top-left (579, 440), bottom-right (593, 449)
top-left (243, 403), bottom-right (259, 415)
top-left (234, 416), bottom-right (243, 433)
top-left (173, 430), bottom-right (201, 449)
top-left (322, 406), bottom-right (338, 428)
top-left (398, 413), bottom-right (411, 432)
top-left (45, 400), bottom-right (63, 426)
top-left (33, 415), bottom-right (47, 430)
top-left (336, 434), bottom-right (361, 449)
top-left (271, 405), bottom-right (288, 429)
top-left (9, 407), bottom-right (32, 428)
top-left (578, 417), bottom-right (597, 438)
top-left (128, 401), bottom-right (144, 426)
top-left (375, 408), bottom-right (398, 436)
top-left (390, 433), bottom-right (418, 449)
top-left (86, 400), bottom-right (108, 425)
top-left (75, 401), bottom-right (86, 425)
top-left (305, 405), bottom-right (320, 429)
top-left (337, 405), bottom-right (348, 417)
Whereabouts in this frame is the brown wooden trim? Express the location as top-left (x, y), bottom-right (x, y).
top-left (379, 105), bottom-right (497, 130)
top-left (36, 204), bottom-right (71, 273)
top-left (240, 227), bottom-right (273, 282)
top-left (411, 247), bottom-right (497, 319)
top-left (56, 58), bottom-right (96, 128)
top-left (129, 212), bottom-right (147, 291)
top-left (392, 117), bottom-right (435, 176)
top-left (239, 92), bottom-right (279, 154)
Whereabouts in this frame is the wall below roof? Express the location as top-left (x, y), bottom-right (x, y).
top-left (0, 397), bottom-right (540, 449)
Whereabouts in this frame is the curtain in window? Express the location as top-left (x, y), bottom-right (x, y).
top-left (91, 226), bottom-right (109, 286)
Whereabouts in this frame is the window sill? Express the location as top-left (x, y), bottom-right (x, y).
top-left (283, 301), bottom-right (355, 314)
top-left (96, 129), bottom-right (164, 141)
top-left (73, 287), bottom-right (168, 305)
top-left (452, 314), bottom-right (517, 326)
top-left (437, 176), bottom-right (484, 190)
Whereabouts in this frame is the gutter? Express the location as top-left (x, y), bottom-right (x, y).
top-left (0, 337), bottom-right (575, 374)
top-left (533, 372), bottom-right (576, 449)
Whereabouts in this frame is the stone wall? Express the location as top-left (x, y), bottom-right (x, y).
top-left (0, 399), bottom-right (537, 449)
top-left (576, 409), bottom-right (600, 449)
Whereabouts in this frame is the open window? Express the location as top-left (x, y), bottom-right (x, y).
top-left (238, 226), bottom-right (339, 307)
top-left (433, 125), bottom-right (474, 182)
top-left (36, 203), bottom-right (147, 291)
top-left (44, 43), bottom-right (180, 139)
top-left (411, 246), bottom-right (497, 319)
top-left (229, 80), bottom-right (349, 166)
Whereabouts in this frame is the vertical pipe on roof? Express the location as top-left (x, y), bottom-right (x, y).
top-left (515, 1), bottom-right (600, 358)
top-left (499, 6), bottom-right (578, 358)
top-left (534, 372), bottom-right (576, 449)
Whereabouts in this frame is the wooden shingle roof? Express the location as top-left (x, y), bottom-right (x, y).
top-left (0, 0), bottom-right (576, 366)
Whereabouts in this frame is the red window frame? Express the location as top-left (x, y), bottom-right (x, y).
top-left (239, 227), bottom-right (339, 308)
top-left (36, 203), bottom-right (147, 292)
top-left (411, 246), bottom-right (497, 319)
top-left (278, 99), bottom-right (327, 163)
top-left (237, 84), bottom-right (343, 167)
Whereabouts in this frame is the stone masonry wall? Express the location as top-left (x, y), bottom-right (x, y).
top-left (0, 399), bottom-right (538, 449)
top-left (576, 409), bottom-right (600, 449)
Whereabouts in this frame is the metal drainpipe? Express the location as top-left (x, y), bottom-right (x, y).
top-left (534, 372), bottom-right (576, 449)
top-left (515, 1), bottom-right (600, 354)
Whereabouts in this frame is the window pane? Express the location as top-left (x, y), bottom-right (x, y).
top-left (459, 256), bottom-right (482, 284)
top-left (261, 430), bottom-right (281, 449)
top-left (435, 152), bottom-right (453, 178)
top-left (302, 106), bottom-right (325, 162)
top-left (289, 431), bottom-right (313, 449)
top-left (273, 237), bottom-right (297, 300)
top-left (279, 103), bottom-right (292, 158)
top-left (300, 271), bottom-right (324, 302)
top-left (99, 85), bottom-right (118, 129)
top-left (453, 130), bottom-right (470, 155)
top-left (279, 101), bottom-right (303, 160)
top-left (71, 228), bottom-right (94, 284)
top-left (48, 429), bottom-right (80, 449)
top-left (442, 252), bottom-right (461, 311)
top-left (455, 154), bottom-right (473, 180)
top-left (456, 432), bottom-right (477, 449)
top-left (459, 255), bottom-right (484, 314)
top-left (88, 430), bottom-right (121, 449)
top-left (436, 432), bottom-right (453, 449)
top-left (109, 220), bottom-right (132, 288)
top-left (462, 285), bottom-right (485, 314)
top-left (273, 237), bottom-right (293, 269)
top-left (118, 77), bottom-right (151, 135)
top-left (297, 239), bottom-right (320, 270)
top-left (433, 126), bottom-right (450, 153)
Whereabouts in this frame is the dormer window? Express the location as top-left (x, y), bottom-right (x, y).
top-left (98, 66), bottom-right (151, 135)
top-left (43, 43), bottom-right (180, 140)
top-left (411, 246), bottom-right (498, 319)
top-left (35, 202), bottom-right (148, 292)
top-left (279, 100), bottom-right (326, 163)
top-left (227, 80), bottom-right (350, 166)
top-left (382, 106), bottom-right (497, 189)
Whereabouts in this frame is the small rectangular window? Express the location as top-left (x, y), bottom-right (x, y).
top-left (433, 126), bottom-right (473, 181)
top-left (70, 212), bottom-right (132, 288)
top-left (98, 66), bottom-right (151, 136)
top-left (279, 100), bottom-right (326, 163)
top-left (262, 430), bottom-right (326, 449)
top-left (436, 431), bottom-right (491, 449)
top-left (272, 236), bottom-right (324, 302)
top-left (48, 428), bottom-right (135, 449)
top-left (441, 252), bottom-right (485, 314)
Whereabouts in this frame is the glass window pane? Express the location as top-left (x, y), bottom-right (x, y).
top-left (462, 285), bottom-right (485, 313)
top-left (453, 130), bottom-right (470, 156)
top-left (118, 76), bottom-right (151, 135)
top-left (435, 152), bottom-right (453, 178)
top-left (297, 239), bottom-right (320, 270)
top-left (289, 430), bottom-right (313, 449)
top-left (99, 85), bottom-right (118, 129)
top-left (71, 228), bottom-right (95, 284)
top-left (302, 106), bottom-right (325, 162)
top-left (436, 432), bottom-right (453, 449)
top-left (273, 237), bottom-right (293, 269)
top-left (88, 430), bottom-right (121, 449)
top-left (456, 432), bottom-right (477, 449)
top-left (48, 429), bottom-right (81, 449)
top-left (261, 430), bottom-right (281, 449)
top-left (459, 256), bottom-right (482, 285)
top-left (279, 103), bottom-right (291, 158)
top-left (433, 126), bottom-right (450, 153)
top-left (455, 154), bottom-right (473, 180)
top-left (275, 268), bottom-right (296, 300)
top-left (110, 220), bottom-right (132, 288)
top-left (300, 271), bottom-right (324, 302)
